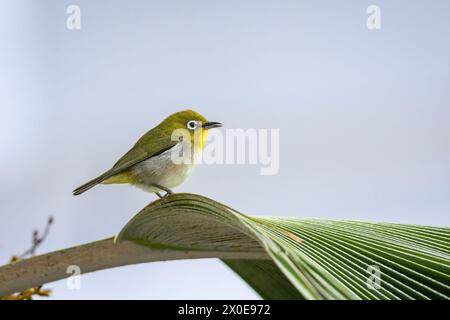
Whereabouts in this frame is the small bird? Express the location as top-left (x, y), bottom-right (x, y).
top-left (73, 110), bottom-right (222, 198)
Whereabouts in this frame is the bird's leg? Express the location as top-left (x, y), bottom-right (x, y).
top-left (151, 184), bottom-right (174, 197)
top-left (155, 192), bottom-right (163, 199)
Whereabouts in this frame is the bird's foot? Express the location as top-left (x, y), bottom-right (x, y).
top-left (153, 184), bottom-right (173, 199)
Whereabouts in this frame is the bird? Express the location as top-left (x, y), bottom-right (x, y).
top-left (73, 110), bottom-right (222, 198)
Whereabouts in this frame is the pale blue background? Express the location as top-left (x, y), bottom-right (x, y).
top-left (0, 0), bottom-right (449, 299)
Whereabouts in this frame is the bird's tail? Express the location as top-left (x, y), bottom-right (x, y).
top-left (73, 171), bottom-right (112, 196)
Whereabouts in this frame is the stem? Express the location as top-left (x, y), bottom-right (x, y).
top-left (0, 238), bottom-right (269, 296)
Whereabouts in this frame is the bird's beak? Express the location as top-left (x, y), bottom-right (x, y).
top-left (202, 122), bottom-right (222, 129)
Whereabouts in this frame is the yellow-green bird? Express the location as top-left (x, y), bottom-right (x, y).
top-left (73, 110), bottom-right (222, 198)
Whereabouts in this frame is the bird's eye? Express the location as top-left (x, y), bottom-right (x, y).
top-left (187, 120), bottom-right (197, 130)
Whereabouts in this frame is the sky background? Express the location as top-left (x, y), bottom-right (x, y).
top-left (0, 0), bottom-right (449, 299)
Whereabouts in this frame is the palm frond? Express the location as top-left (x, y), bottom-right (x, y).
top-left (117, 194), bottom-right (450, 300)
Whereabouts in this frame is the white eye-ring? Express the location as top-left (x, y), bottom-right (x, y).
top-left (187, 120), bottom-right (198, 130)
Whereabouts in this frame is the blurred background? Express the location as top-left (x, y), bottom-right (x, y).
top-left (0, 0), bottom-right (449, 299)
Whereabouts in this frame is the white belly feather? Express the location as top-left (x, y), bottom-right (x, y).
top-left (132, 142), bottom-right (195, 193)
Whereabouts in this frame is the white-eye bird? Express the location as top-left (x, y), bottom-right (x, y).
top-left (73, 110), bottom-right (222, 198)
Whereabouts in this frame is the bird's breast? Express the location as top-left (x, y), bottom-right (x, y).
top-left (132, 142), bottom-right (195, 190)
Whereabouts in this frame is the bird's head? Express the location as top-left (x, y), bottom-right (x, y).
top-left (160, 109), bottom-right (222, 148)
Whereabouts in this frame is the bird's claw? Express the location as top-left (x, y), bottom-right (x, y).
top-left (155, 188), bottom-right (173, 199)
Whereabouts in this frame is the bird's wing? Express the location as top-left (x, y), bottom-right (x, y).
top-left (109, 129), bottom-right (178, 176)
top-left (109, 141), bottom-right (176, 176)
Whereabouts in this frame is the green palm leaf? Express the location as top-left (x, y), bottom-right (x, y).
top-left (116, 194), bottom-right (450, 300)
